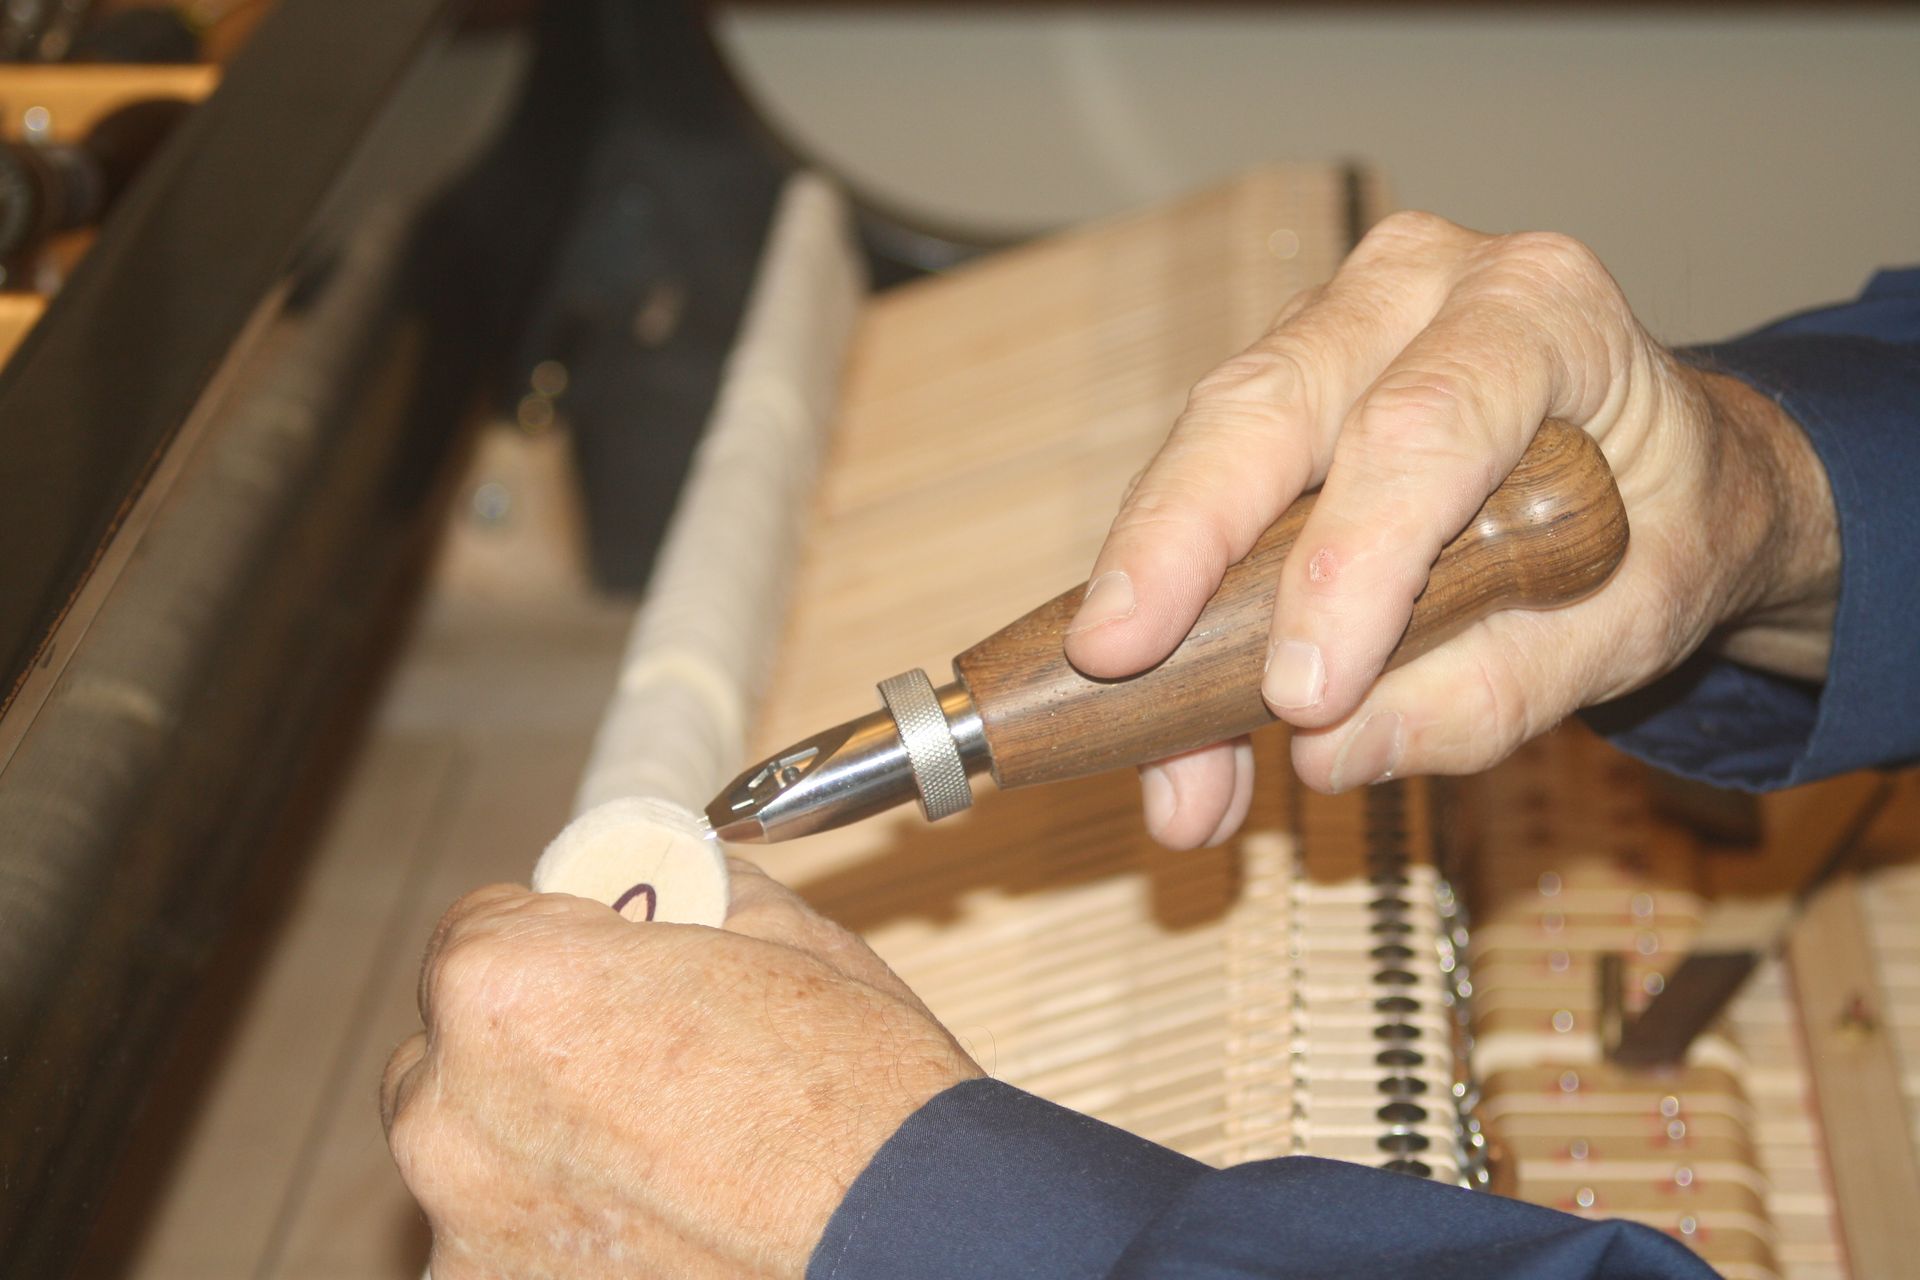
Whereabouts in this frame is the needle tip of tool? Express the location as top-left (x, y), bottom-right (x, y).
top-left (703, 798), bottom-right (765, 844)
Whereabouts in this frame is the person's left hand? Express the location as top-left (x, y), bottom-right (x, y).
top-left (381, 860), bottom-right (980, 1279)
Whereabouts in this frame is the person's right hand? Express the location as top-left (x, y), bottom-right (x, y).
top-left (1064, 212), bottom-right (1839, 849)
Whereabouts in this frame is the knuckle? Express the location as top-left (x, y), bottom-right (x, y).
top-left (1352, 372), bottom-right (1494, 463)
top-left (1366, 367), bottom-right (1474, 420)
top-left (1362, 209), bottom-right (1464, 252)
top-left (449, 880), bottom-right (526, 919)
top-left (1112, 485), bottom-right (1236, 567)
top-left (1495, 229), bottom-right (1605, 278)
top-left (385, 1104), bottom-right (467, 1215)
top-left (728, 891), bottom-right (813, 938)
top-left (433, 883), bottom-right (526, 948)
top-left (1269, 282), bottom-right (1326, 328)
top-left (1188, 347), bottom-right (1305, 411)
top-left (1175, 353), bottom-right (1316, 475)
top-left (382, 1061), bottom-right (455, 1182)
top-left (384, 1103), bottom-right (431, 1173)
top-left (1119, 462), bottom-right (1217, 520)
top-left (424, 932), bottom-right (514, 1028)
top-left (724, 854), bottom-right (770, 881)
top-left (1477, 232), bottom-right (1622, 321)
top-left (380, 1035), bottom-right (424, 1106)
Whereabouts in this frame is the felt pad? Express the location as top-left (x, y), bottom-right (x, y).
top-left (532, 797), bottom-right (730, 926)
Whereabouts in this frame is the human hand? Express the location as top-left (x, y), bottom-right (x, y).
top-left (381, 861), bottom-right (980, 1279)
top-left (1064, 212), bottom-right (1838, 848)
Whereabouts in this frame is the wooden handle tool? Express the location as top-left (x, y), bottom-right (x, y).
top-left (709, 421), bottom-right (1627, 842)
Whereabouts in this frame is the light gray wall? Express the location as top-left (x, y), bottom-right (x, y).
top-left (718, 6), bottom-right (1920, 343)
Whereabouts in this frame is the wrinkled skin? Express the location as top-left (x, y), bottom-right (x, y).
top-left (1064, 212), bottom-right (1838, 848)
top-left (382, 214), bottom-right (1845, 1275)
top-left (382, 860), bottom-right (979, 1278)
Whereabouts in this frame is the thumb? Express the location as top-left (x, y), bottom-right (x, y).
top-left (1287, 606), bottom-right (1616, 794)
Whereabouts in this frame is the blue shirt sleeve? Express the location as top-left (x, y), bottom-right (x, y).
top-left (809, 279), bottom-right (1920, 1277)
top-left (1582, 267), bottom-right (1920, 789)
top-left (810, 1079), bottom-right (1718, 1280)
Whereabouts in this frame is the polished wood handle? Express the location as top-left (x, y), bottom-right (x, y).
top-left (953, 420), bottom-right (1629, 789)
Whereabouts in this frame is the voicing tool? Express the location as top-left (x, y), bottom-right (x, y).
top-left (708, 421), bottom-right (1628, 844)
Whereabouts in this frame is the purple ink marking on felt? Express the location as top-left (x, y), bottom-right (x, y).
top-left (612, 883), bottom-right (658, 922)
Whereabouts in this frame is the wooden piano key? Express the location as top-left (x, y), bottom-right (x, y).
top-left (1500, 1129), bottom-right (1754, 1165)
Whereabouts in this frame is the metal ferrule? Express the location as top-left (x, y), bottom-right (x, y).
top-left (706, 671), bottom-right (990, 843)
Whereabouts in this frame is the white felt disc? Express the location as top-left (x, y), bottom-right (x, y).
top-left (531, 797), bottom-right (729, 926)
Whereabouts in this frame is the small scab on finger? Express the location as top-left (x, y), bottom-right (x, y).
top-left (1308, 547), bottom-right (1339, 584)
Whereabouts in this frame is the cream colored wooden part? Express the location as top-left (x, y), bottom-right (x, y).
top-left (1786, 874), bottom-right (1920, 1274)
top-left (0, 65), bottom-right (218, 140)
top-left (532, 797), bottom-right (728, 926)
top-left (107, 163), bottom-right (1920, 1278)
top-left (1856, 779), bottom-right (1920, 1203)
top-left (574, 171), bottom-right (864, 816)
top-left (741, 168), bottom-right (1489, 1180)
top-left (538, 174), bottom-right (861, 938)
top-left (1457, 726), bottom-right (1858, 1280)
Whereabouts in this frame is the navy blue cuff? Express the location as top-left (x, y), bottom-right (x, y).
top-left (1585, 327), bottom-right (1920, 789)
top-left (1110, 1157), bottom-right (1720, 1280)
top-left (808, 1090), bottom-right (1717, 1280)
top-left (806, 1078), bottom-right (1206, 1280)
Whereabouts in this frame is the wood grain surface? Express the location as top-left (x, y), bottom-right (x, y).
top-left (956, 419), bottom-right (1627, 787)
top-left (106, 162), bottom-right (1920, 1280)
top-left (1787, 872), bottom-right (1920, 1275)
top-left (747, 167), bottom-right (1401, 1167)
top-left (1457, 728), bottom-right (1920, 1280)
top-left (0, 65), bottom-right (218, 142)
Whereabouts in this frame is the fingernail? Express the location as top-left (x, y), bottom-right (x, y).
top-left (1068, 571), bottom-right (1135, 635)
top-left (1330, 711), bottom-right (1404, 793)
top-left (1263, 639), bottom-right (1325, 711)
top-left (1140, 764), bottom-right (1177, 838)
top-left (1202, 741), bottom-right (1258, 847)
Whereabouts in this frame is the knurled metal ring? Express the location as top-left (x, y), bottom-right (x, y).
top-left (877, 668), bottom-right (972, 822)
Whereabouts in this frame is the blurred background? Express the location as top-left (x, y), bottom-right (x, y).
top-left (0, 3), bottom-right (1913, 1278)
top-left (719, 4), bottom-right (1920, 342)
